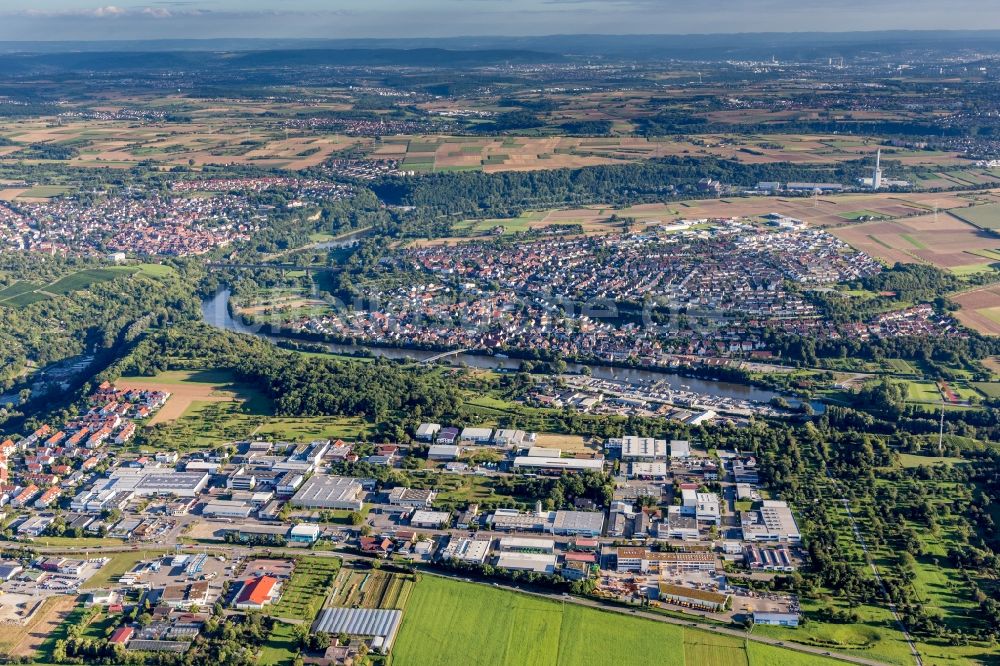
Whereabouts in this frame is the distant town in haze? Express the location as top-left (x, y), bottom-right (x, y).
top-left (0, 3), bottom-right (997, 666)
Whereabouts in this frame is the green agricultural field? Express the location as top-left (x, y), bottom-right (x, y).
top-left (745, 642), bottom-right (840, 666)
top-left (949, 203), bottom-right (1000, 230)
top-left (159, 399), bottom-right (267, 448)
top-left (897, 453), bottom-right (967, 468)
top-left (328, 568), bottom-right (414, 609)
top-left (905, 381), bottom-right (942, 403)
top-left (0, 280), bottom-right (41, 302)
top-left (127, 368), bottom-right (374, 447)
top-left (885, 358), bottom-right (919, 375)
top-left (967, 248), bottom-right (1000, 261)
top-left (454, 210), bottom-right (548, 236)
top-left (20, 184), bottom-right (70, 198)
top-left (255, 415), bottom-right (373, 441)
top-left (949, 262), bottom-right (998, 276)
top-left (0, 267), bottom-right (138, 306)
top-left (899, 233), bottom-right (927, 249)
top-left (46, 267), bottom-right (138, 295)
top-left (681, 631), bottom-right (746, 666)
top-left (134, 263), bottom-right (177, 278)
top-left (971, 381), bottom-right (1000, 398)
top-left (393, 575), bottom-right (839, 666)
top-left (3, 290), bottom-right (50, 307)
top-left (270, 557), bottom-right (340, 621)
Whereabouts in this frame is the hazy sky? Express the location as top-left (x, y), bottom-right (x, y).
top-left (0, 1), bottom-right (998, 41)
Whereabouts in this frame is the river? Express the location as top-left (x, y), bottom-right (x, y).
top-left (310, 227), bottom-right (373, 249)
top-left (202, 289), bottom-right (798, 406)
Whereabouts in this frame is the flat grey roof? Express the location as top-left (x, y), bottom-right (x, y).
top-left (293, 475), bottom-right (361, 503)
top-left (134, 472), bottom-right (208, 490)
top-left (553, 510), bottom-right (604, 533)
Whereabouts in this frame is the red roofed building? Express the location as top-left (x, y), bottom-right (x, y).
top-left (109, 626), bottom-right (134, 645)
top-left (564, 551), bottom-right (598, 564)
top-left (359, 536), bottom-right (393, 557)
top-left (234, 576), bottom-right (280, 610)
top-left (45, 431), bottom-right (66, 447)
top-left (11, 484), bottom-right (39, 508)
top-left (115, 423), bottom-right (136, 445)
top-left (34, 486), bottom-right (61, 509)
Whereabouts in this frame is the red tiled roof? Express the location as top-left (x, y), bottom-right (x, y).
top-left (237, 576), bottom-right (277, 606)
top-left (565, 551), bottom-right (597, 563)
top-left (109, 626), bottom-right (134, 644)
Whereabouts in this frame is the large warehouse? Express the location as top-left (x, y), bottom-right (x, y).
top-left (512, 457), bottom-right (604, 473)
top-left (106, 469), bottom-right (210, 498)
top-left (312, 608), bottom-right (403, 654)
top-left (291, 475), bottom-right (364, 510)
top-left (551, 510), bottom-right (604, 537)
top-left (621, 436), bottom-right (667, 461)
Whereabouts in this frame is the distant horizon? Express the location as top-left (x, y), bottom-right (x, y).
top-left (1, 28), bottom-right (1000, 44)
top-left (2, 1), bottom-right (1000, 42)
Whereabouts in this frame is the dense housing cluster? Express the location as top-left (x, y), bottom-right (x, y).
top-left (0, 194), bottom-right (259, 256)
top-left (0, 177), bottom-right (353, 257)
top-left (293, 222), bottom-right (899, 364)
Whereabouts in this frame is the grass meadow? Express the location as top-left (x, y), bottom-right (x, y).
top-left (391, 575), bottom-right (839, 666)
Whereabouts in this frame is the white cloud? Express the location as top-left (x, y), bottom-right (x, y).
top-left (12, 5), bottom-right (188, 18)
top-left (141, 7), bottom-right (173, 18)
top-left (92, 6), bottom-right (126, 17)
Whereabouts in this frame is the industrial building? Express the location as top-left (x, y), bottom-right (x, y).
top-left (657, 583), bottom-right (731, 612)
top-left (498, 536), bottom-right (555, 553)
top-left (669, 440), bottom-right (691, 458)
top-left (107, 470), bottom-right (210, 497)
top-left (629, 462), bottom-right (668, 479)
top-left (551, 510), bottom-right (604, 537)
top-left (744, 545), bottom-right (796, 572)
top-left (512, 456), bottom-right (604, 474)
top-left (291, 475), bottom-right (364, 511)
top-left (658, 515), bottom-right (699, 541)
top-left (387, 487), bottom-right (436, 508)
top-left (288, 524), bottom-right (322, 544)
top-left (753, 611), bottom-right (800, 627)
top-left (493, 429), bottom-right (527, 447)
top-left (488, 508), bottom-right (551, 532)
top-left (621, 436), bottom-right (667, 461)
top-left (460, 427), bottom-right (494, 443)
top-left (740, 500), bottom-right (801, 543)
top-left (440, 537), bottom-right (491, 564)
top-left (201, 500), bottom-right (253, 519)
top-left (415, 423), bottom-right (441, 441)
top-left (234, 575), bottom-right (281, 610)
top-left (409, 510), bottom-right (451, 528)
top-left (427, 444), bottom-right (460, 461)
top-left (495, 551), bottom-right (558, 574)
top-left (615, 548), bottom-right (717, 573)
